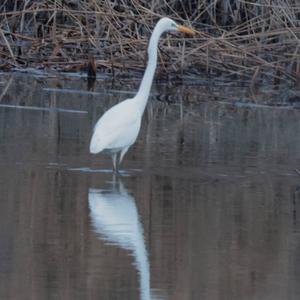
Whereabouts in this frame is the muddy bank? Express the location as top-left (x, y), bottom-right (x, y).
top-left (0, 1), bottom-right (299, 84)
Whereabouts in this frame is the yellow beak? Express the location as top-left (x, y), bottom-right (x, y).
top-left (176, 24), bottom-right (195, 35)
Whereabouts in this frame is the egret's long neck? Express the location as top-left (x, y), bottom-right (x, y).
top-left (135, 25), bottom-right (163, 113)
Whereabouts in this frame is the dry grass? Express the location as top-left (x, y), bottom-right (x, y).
top-left (0, 0), bottom-right (299, 84)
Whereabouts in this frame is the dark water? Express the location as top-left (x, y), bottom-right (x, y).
top-left (0, 73), bottom-right (300, 300)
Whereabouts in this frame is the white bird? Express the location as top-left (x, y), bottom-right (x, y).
top-left (90, 17), bottom-right (194, 173)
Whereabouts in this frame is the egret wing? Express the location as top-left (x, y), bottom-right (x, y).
top-left (90, 100), bottom-right (141, 154)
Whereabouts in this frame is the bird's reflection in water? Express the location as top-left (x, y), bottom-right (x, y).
top-left (89, 177), bottom-right (162, 300)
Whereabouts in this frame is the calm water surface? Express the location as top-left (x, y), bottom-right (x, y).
top-left (0, 73), bottom-right (300, 300)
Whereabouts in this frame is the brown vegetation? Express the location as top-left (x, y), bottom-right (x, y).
top-left (0, 1), bottom-right (299, 83)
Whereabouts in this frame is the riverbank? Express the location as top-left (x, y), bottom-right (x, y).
top-left (0, 1), bottom-right (299, 85)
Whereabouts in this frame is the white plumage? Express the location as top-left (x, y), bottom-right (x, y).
top-left (89, 17), bottom-right (194, 172)
top-left (90, 100), bottom-right (141, 154)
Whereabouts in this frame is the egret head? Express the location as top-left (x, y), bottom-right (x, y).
top-left (158, 17), bottom-right (195, 35)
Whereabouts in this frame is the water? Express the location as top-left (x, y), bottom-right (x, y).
top-left (0, 73), bottom-right (300, 300)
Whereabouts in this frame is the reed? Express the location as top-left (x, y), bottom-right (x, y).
top-left (0, 0), bottom-right (299, 84)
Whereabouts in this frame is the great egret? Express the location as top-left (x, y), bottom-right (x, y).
top-left (90, 17), bottom-right (194, 172)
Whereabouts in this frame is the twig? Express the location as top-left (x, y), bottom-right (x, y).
top-left (0, 27), bottom-right (17, 65)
